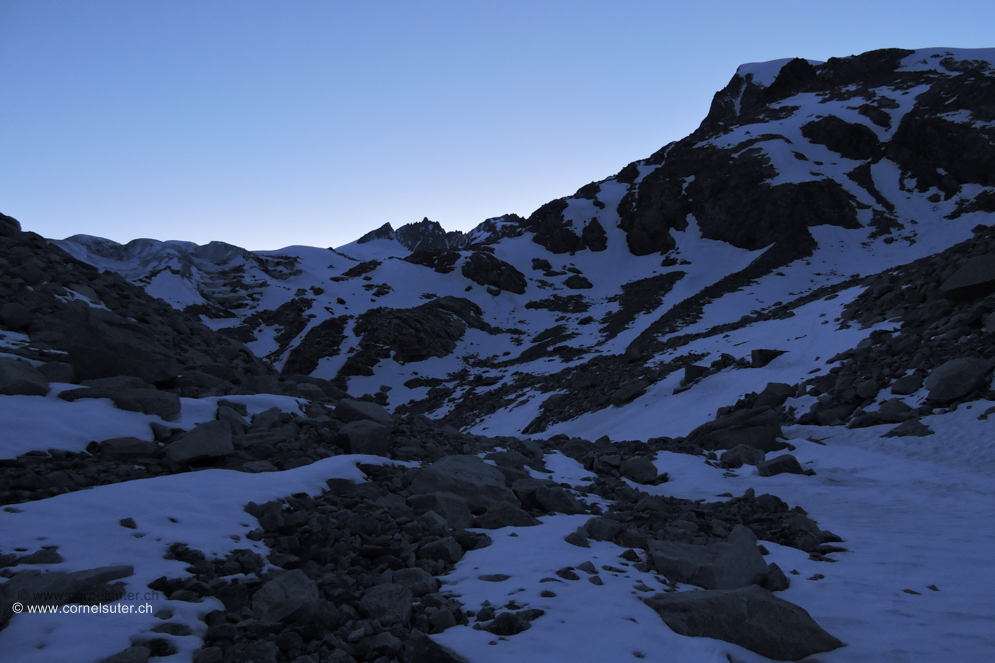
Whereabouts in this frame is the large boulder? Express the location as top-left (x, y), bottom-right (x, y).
top-left (336, 399), bottom-right (395, 429)
top-left (720, 444), bottom-right (765, 468)
top-left (474, 502), bottom-right (540, 529)
top-left (59, 380), bottom-right (181, 421)
top-left (754, 382), bottom-right (795, 409)
top-left (30, 306), bottom-right (179, 383)
top-left (940, 254), bottom-right (995, 301)
top-left (757, 454), bottom-right (806, 477)
top-left (692, 408), bottom-right (787, 453)
top-left (336, 420), bottom-right (391, 456)
top-left (358, 583), bottom-right (412, 626)
top-left (925, 358), bottom-right (990, 403)
top-left (751, 349), bottom-right (786, 368)
top-left (252, 569), bottom-right (320, 622)
top-left (648, 525), bottom-right (768, 590)
top-left (620, 456), bottom-right (659, 484)
top-left (407, 492), bottom-right (474, 529)
top-left (165, 420), bottom-right (234, 463)
top-left (407, 455), bottom-right (517, 512)
top-left (0, 357), bottom-right (49, 396)
top-left (642, 585), bottom-right (844, 661)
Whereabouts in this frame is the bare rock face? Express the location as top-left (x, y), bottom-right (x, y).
top-left (460, 251), bottom-right (527, 294)
top-left (342, 297), bottom-right (489, 376)
top-left (642, 585), bottom-right (844, 661)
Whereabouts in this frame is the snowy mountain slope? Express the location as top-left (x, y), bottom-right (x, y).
top-left (3, 46), bottom-right (995, 663)
top-left (55, 47), bottom-right (995, 437)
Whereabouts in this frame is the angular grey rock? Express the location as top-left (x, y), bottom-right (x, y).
top-left (408, 492), bottom-right (474, 529)
top-left (705, 425), bottom-right (786, 453)
top-left (883, 419), bottom-right (935, 437)
top-left (720, 444), bottom-right (765, 468)
top-left (757, 454), bottom-right (806, 477)
top-left (392, 568), bottom-right (438, 597)
top-left (0, 357), bottom-right (49, 396)
top-left (165, 420), bottom-right (234, 463)
top-left (880, 399), bottom-right (914, 416)
top-left (295, 382), bottom-right (326, 401)
top-left (358, 583), bottom-right (412, 626)
top-left (762, 563), bottom-right (791, 592)
top-left (648, 525), bottom-right (768, 590)
top-left (216, 405), bottom-right (249, 431)
top-left (584, 517), bottom-right (625, 541)
top-left (754, 382), bottom-right (795, 409)
top-left (407, 455), bottom-right (517, 512)
top-left (417, 536), bottom-right (464, 563)
top-left (251, 406), bottom-right (282, 430)
top-left (940, 254), bottom-right (995, 301)
top-left (682, 364), bottom-right (708, 385)
top-left (620, 456), bottom-right (658, 484)
top-left (855, 379), bottom-right (879, 400)
top-left (252, 569), bottom-right (320, 622)
top-left (336, 398), bottom-right (395, 429)
top-left (474, 502), bottom-right (540, 529)
top-left (337, 419), bottom-right (391, 456)
top-left (751, 348), bottom-right (786, 368)
top-left (511, 477), bottom-right (556, 506)
top-left (534, 486), bottom-right (585, 514)
top-left (642, 585), bottom-right (843, 661)
top-left (98, 437), bottom-right (160, 459)
top-left (563, 274), bottom-right (593, 289)
top-left (925, 358), bottom-right (990, 403)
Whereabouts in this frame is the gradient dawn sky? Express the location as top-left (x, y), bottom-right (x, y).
top-left (1, 1), bottom-right (993, 251)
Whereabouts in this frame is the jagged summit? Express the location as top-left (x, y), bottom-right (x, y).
top-left (356, 217), bottom-right (466, 252)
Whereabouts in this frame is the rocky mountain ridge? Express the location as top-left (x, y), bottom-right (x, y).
top-left (2, 46), bottom-right (995, 663)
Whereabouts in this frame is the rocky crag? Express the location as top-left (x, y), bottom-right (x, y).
top-left (2, 46), bottom-right (995, 663)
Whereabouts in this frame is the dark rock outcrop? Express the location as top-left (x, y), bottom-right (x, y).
top-left (643, 585), bottom-right (844, 661)
top-left (460, 252), bottom-right (527, 294)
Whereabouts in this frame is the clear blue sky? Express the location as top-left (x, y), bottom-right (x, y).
top-left (1, 1), bottom-right (993, 250)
